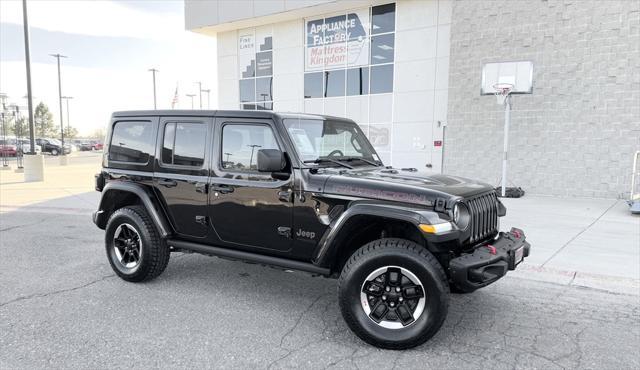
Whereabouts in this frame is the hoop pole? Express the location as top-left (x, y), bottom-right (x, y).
top-left (501, 94), bottom-right (511, 197)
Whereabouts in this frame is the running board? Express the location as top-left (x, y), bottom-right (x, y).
top-left (167, 239), bottom-right (331, 276)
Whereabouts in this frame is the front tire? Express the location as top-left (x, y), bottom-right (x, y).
top-left (105, 206), bottom-right (170, 282)
top-left (338, 238), bottom-right (449, 349)
top-left (50, 149), bottom-right (59, 156)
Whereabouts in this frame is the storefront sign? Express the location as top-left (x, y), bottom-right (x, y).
top-left (305, 9), bottom-right (370, 71)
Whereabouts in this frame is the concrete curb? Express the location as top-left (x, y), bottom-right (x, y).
top-left (510, 263), bottom-right (640, 296)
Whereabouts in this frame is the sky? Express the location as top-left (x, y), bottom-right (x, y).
top-left (0, 0), bottom-right (217, 136)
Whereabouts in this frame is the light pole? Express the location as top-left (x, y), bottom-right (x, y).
top-left (186, 94), bottom-right (196, 109)
top-left (247, 144), bottom-right (261, 170)
top-left (149, 68), bottom-right (159, 109)
top-left (62, 96), bottom-right (73, 134)
top-left (22, 0), bottom-right (36, 156)
top-left (195, 81), bottom-right (202, 109)
top-left (50, 54), bottom-right (67, 153)
top-left (201, 89), bottom-right (210, 109)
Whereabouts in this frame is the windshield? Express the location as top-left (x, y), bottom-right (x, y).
top-left (283, 118), bottom-right (381, 166)
top-left (48, 139), bottom-right (62, 145)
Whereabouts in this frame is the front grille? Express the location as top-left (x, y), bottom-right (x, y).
top-left (465, 191), bottom-right (499, 243)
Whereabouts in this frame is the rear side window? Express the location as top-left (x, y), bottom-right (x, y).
top-left (162, 122), bottom-right (206, 167)
top-left (109, 121), bottom-right (154, 164)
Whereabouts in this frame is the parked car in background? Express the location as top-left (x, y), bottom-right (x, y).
top-left (35, 138), bottom-right (71, 156)
top-left (16, 138), bottom-right (42, 154)
top-left (0, 139), bottom-right (17, 156)
top-left (91, 140), bottom-right (104, 151)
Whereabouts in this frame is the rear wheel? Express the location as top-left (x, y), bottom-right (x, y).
top-left (338, 238), bottom-right (449, 349)
top-left (105, 206), bottom-right (170, 282)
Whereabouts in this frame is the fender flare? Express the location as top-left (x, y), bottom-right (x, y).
top-left (93, 181), bottom-right (172, 238)
top-left (312, 202), bottom-right (446, 268)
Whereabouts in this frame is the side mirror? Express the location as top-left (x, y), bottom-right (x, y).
top-left (257, 149), bottom-right (286, 172)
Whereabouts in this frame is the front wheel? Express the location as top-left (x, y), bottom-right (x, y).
top-left (50, 148), bottom-right (59, 156)
top-left (338, 238), bottom-right (449, 349)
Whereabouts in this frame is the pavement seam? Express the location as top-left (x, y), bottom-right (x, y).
top-left (0, 274), bottom-right (115, 308)
top-left (540, 199), bottom-right (620, 267)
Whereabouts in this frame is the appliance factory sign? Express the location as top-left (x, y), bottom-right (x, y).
top-left (305, 9), bottom-right (370, 71)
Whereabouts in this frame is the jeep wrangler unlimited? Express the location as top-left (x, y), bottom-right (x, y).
top-left (93, 110), bottom-right (530, 349)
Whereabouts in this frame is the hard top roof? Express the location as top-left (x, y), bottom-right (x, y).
top-left (111, 110), bottom-right (352, 122)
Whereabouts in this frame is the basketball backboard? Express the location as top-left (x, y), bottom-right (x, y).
top-left (481, 61), bottom-right (533, 95)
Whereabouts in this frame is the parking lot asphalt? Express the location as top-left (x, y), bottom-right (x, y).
top-left (1, 209), bottom-right (639, 369)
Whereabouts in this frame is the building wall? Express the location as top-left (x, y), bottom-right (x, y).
top-left (446, 0), bottom-right (640, 198)
top-left (216, 0), bottom-right (452, 171)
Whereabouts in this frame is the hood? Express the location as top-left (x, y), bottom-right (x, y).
top-left (322, 167), bottom-right (494, 206)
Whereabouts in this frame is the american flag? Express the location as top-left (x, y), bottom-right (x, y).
top-left (171, 84), bottom-right (179, 109)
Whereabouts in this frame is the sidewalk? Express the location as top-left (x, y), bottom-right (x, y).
top-left (1, 161), bottom-right (638, 294)
top-left (0, 156), bottom-right (99, 214)
top-left (500, 196), bottom-right (639, 294)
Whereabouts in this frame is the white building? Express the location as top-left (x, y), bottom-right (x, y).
top-left (186, 0), bottom-right (640, 198)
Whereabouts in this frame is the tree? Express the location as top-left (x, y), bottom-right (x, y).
top-left (64, 126), bottom-right (79, 139)
top-left (14, 116), bottom-right (27, 138)
top-left (89, 127), bottom-right (106, 140)
top-left (34, 102), bottom-right (55, 138)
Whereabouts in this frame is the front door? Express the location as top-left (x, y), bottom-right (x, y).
top-left (153, 116), bottom-right (211, 239)
top-left (207, 118), bottom-right (293, 253)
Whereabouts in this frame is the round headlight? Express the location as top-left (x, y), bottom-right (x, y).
top-left (452, 203), bottom-right (470, 230)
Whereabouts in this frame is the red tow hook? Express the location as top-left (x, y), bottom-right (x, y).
top-left (512, 230), bottom-right (521, 238)
top-left (485, 245), bottom-right (497, 255)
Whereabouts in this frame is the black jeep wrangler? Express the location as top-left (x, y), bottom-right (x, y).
top-left (93, 110), bottom-right (530, 349)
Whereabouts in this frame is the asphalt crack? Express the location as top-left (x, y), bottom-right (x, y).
top-left (0, 274), bottom-right (115, 308)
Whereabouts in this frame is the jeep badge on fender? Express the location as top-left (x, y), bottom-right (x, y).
top-left (93, 110), bottom-right (531, 349)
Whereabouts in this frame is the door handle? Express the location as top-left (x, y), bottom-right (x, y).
top-left (195, 182), bottom-right (208, 194)
top-left (211, 184), bottom-right (234, 194)
top-left (158, 179), bottom-right (178, 188)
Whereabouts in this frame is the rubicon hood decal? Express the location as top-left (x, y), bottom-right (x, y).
top-left (322, 168), bottom-right (493, 204)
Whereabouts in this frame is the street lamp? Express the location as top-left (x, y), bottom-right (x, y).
top-left (62, 96), bottom-right (73, 134)
top-left (247, 144), bottom-right (261, 170)
top-left (201, 88), bottom-right (211, 109)
top-left (149, 68), bottom-right (159, 109)
top-left (186, 94), bottom-right (196, 109)
top-left (22, 0), bottom-right (37, 156)
top-left (49, 53), bottom-right (67, 153)
top-left (195, 81), bottom-right (202, 109)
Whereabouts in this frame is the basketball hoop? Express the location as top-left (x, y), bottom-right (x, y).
top-left (493, 83), bottom-right (513, 105)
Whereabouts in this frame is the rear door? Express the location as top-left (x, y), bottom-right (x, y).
top-left (153, 116), bottom-right (212, 239)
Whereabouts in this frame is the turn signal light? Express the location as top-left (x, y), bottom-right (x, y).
top-left (419, 222), bottom-right (452, 234)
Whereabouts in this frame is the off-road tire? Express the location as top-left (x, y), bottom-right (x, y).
top-left (338, 238), bottom-right (449, 350)
top-left (105, 206), bottom-right (170, 282)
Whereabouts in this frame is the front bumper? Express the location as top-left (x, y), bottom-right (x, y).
top-left (449, 228), bottom-right (530, 292)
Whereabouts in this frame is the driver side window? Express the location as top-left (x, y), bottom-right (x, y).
top-left (221, 124), bottom-right (279, 172)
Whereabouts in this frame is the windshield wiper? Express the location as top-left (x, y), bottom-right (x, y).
top-left (341, 156), bottom-right (381, 166)
top-left (303, 158), bottom-right (354, 169)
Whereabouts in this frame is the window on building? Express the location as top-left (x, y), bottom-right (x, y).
top-left (303, 3), bottom-right (395, 100)
top-left (162, 122), bottom-right (206, 167)
top-left (370, 64), bottom-right (394, 94)
top-left (221, 124), bottom-right (279, 172)
top-left (109, 121), bottom-right (154, 163)
top-left (304, 72), bottom-right (324, 98)
top-left (347, 67), bottom-right (369, 95)
top-left (239, 27), bottom-right (274, 111)
top-left (325, 69), bottom-right (346, 97)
